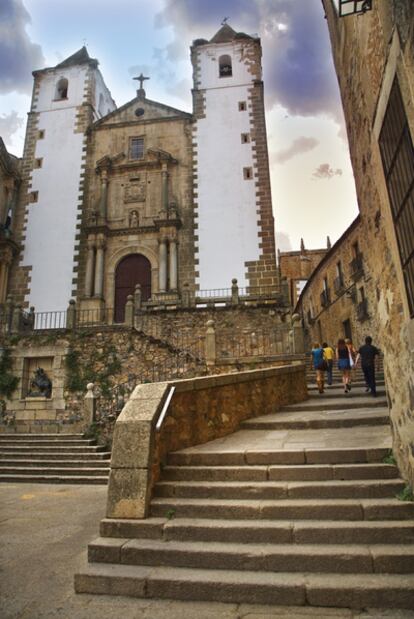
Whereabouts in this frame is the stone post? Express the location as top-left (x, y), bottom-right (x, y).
top-left (11, 304), bottom-right (22, 334)
top-left (205, 320), bottom-right (216, 367)
top-left (67, 299), bottom-right (77, 330)
top-left (291, 313), bottom-right (305, 354)
top-left (84, 236), bottom-right (95, 297)
top-left (94, 235), bottom-right (105, 298)
top-left (158, 238), bottom-right (167, 293)
top-left (124, 294), bottom-right (134, 327)
top-left (84, 383), bottom-right (96, 425)
top-left (134, 284), bottom-right (142, 310)
top-left (169, 239), bottom-right (178, 291)
top-left (231, 278), bottom-right (239, 306)
top-left (161, 165), bottom-right (169, 215)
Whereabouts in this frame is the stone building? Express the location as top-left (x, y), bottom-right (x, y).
top-left (279, 238), bottom-right (330, 307)
top-left (318, 1), bottom-right (414, 486)
top-left (295, 216), bottom-right (377, 347)
top-left (0, 138), bottom-right (20, 305)
top-left (3, 23), bottom-right (280, 322)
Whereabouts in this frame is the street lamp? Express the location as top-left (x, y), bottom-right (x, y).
top-left (333, 0), bottom-right (372, 17)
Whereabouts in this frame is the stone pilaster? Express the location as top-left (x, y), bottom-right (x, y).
top-left (169, 239), bottom-right (178, 291)
top-left (94, 235), bottom-right (105, 298)
top-left (161, 164), bottom-right (169, 216)
top-left (0, 246), bottom-right (13, 303)
top-left (158, 238), bottom-right (168, 293)
top-left (84, 236), bottom-right (95, 297)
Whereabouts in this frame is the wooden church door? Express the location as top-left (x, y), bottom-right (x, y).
top-left (114, 254), bottom-right (151, 322)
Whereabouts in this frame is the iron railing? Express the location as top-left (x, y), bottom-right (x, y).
top-left (95, 352), bottom-right (205, 422)
top-left (215, 328), bottom-right (292, 359)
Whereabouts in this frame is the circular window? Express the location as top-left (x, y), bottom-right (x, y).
top-left (135, 108), bottom-right (145, 117)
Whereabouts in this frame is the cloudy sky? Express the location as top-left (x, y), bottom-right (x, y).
top-left (0, 0), bottom-right (358, 251)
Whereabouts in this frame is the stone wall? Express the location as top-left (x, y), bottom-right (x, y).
top-left (106, 364), bottom-right (307, 519)
top-left (296, 216), bottom-right (376, 350)
top-left (279, 243), bottom-right (329, 306)
top-left (322, 1), bottom-right (414, 486)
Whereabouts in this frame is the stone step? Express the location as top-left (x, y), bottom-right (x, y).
top-left (307, 377), bottom-right (385, 394)
top-left (153, 479), bottom-right (405, 500)
top-left (279, 396), bottom-right (388, 412)
top-left (161, 463), bottom-right (399, 482)
top-left (74, 563), bottom-right (414, 608)
top-left (167, 446), bottom-right (390, 467)
top-left (0, 445), bottom-right (106, 453)
top-left (150, 497), bottom-right (414, 521)
top-left (0, 433), bottom-right (86, 441)
top-left (0, 451), bottom-right (111, 461)
top-left (100, 517), bottom-right (414, 545)
top-left (0, 458), bottom-right (110, 468)
top-left (241, 409), bottom-right (389, 430)
top-left (0, 438), bottom-right (96, 447)
top-left (0, 474), bottom-right (108, 484)
top-left (0, 466), bottom-right (110, 476)
top-left (87, 537), bottom-right (414, 574)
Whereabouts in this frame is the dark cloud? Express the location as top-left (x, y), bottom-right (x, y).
top-left (312, 163), bottom-right (343, 180)
top-left (0, 110), bottom-right (24, 149)
top-left (0, 0), bottom-right (44, 95)
top-left (153, 0), bottom-right (342, 124)
top-left (273, 136), bottom-right (319, 164)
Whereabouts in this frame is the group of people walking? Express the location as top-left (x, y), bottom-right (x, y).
top-left (311, 336), bottom-right (380, 396)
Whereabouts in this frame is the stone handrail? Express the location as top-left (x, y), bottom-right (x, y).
top-left (106, 363), bottom-right (307, 520)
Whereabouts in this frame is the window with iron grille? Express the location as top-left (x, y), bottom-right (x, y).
top-left (130, 137), bottom-right (144, 160)
top-left (379, 78), bottom-right (414, 317)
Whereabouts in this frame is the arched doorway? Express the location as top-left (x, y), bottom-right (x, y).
top-left (114, 254), bottom-right (151, 322)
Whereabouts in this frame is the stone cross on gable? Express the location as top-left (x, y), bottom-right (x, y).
top-left (133, 73), bottom-right (150, 90)
top-left (133, 73), bottom-right (150, 100)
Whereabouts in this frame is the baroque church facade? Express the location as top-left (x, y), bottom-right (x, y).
top-left (1, 24), bottom-right (280, 323)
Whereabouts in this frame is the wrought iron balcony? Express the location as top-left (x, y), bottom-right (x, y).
top-left (356, 298), bottom-right (369, 321)
top-left (320, 289), bottom-right (331, 308)
top-left (334, 276), bottom-right (345, 295)
top-left (350, 253), bottom-right (364, 281)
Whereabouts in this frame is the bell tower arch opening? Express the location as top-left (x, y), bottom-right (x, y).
top-left (114, 253), bottom-right (151, 322)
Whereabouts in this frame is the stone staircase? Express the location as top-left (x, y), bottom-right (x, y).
top-left (0, 434), bottom-right (110, 484)
top-left (75, 371), bottom-right (414, 610)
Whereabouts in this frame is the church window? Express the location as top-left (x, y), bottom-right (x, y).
top-left (219, 55), bottom-right (232, 77)
top-left (130, 137), bottom-right (144, 160)
top-left (241, 133), bottom-right (250, 144)
top-left (243, 167), bottom-right (253, 180)
top-left (55, 78), bottom-right (68, 100)
top-left (238, 101), bottom-right (247, 111)
top-left (379, 77), bottom-right (414, 317)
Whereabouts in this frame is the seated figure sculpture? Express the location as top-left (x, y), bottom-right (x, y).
top-left (28, 368), bottom-right (52, 398)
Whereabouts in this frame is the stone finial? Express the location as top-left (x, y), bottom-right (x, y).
top-left (300, 238), bottom-right (305, 252)
top-left (327, 236), bottom-right (332, 250)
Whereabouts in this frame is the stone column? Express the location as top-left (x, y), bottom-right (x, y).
top-left (84, 236), bottom-right (95, 297)
top-left (94, 235), bottom-right (105, 298)
top-left (161, 165), bottom-right (169, 216)
top-left (0, 247), bottom-right (13, 304)
top-left (158, 238), bottom-right (167, 293)
top-left (98, 172), bottom-right (109, 220)
top-left (169, 239), bottom-right (178, 291)
top-left (67, 299), bottom-right (77, 330)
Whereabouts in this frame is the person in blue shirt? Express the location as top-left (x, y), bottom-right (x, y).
top-left (310, 342), bottom-right (326, 394)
